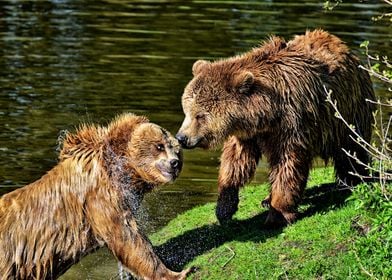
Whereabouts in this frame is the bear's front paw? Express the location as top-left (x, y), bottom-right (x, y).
top-left (215, 188), bottom-right (239, 224)
top-left (264, 208), bottom-right (298, 227)
top-left (176, 266), bottom-right (198, 280)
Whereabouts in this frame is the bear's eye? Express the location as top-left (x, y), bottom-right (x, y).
top-left (156, 144), bottom-right (165, 151)
top-left (196, 113), bottom-right (205, 121)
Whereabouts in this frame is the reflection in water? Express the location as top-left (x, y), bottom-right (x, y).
top-left (0, 1), bottom-right (390, 279)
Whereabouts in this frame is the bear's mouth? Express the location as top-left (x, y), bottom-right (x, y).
top-left (191, 137), bottom-right (211, 149)
top-left (160, 170), bottom-right (176, 180)
top-left (180, 136), bottom-right (207, 149)
top-left (156, 162), bottom-right (180, 182)
top-left (160, 169), bottom-right (180, 182)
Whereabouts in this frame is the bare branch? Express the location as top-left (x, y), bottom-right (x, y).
top-left (365, 99), bottom-right (392, 107)
top-left (359, 65), bottom-right (392, 84)
top-left (383, 0), bottom-right (392, 6)
top-left (324, 86), bottom-right (388, 159)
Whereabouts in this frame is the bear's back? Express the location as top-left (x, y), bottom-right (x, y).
top-left (286, 29), bottom-right (352, 73)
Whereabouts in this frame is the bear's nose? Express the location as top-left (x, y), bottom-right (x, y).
top-left (170, 159), bottom-right (180, 169)
top-left (175, 133), bottom-right (188, 146)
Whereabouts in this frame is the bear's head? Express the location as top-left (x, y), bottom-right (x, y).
top-left (60, 113), bottom-right (183, 187)
top-left (106, 114), bottom-right (183, 185)
top-left (176, 59), bottom-right (258, 149)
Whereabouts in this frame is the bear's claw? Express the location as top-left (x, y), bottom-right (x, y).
top-left (261, 195), bottom-right (271, 209)
top-left (264, 207), bottom-right (298, 227)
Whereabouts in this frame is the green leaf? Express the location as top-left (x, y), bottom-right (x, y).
top-left (360, 40), bottom-right (369, 48)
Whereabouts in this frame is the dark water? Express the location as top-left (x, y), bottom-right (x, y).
top-left (0, 0), bottom-right (390, 278)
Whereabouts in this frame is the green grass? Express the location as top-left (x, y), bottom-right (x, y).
top-left (151, 167), bottom-right (391, 279)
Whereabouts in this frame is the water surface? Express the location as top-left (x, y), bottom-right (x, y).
top-left (0, 0), bottom-right (390, 278)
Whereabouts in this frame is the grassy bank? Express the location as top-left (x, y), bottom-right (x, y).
top-left (151, 167), bottom-right (391, 279)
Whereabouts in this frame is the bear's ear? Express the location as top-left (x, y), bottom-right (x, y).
top-left (234, 71), bottom-right (254, 94)
top-left (192, 60), bottom-right (210, 76)
top-left (106, 113), bottom-right (149, 155)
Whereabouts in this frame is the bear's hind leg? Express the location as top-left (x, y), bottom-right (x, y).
top-left (333, 138), bottom-right (370, 186)
top-left (216, 136), bottom-right (261, 224)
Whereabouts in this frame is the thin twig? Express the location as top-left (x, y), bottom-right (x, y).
top-left (347, 173), bottom-right (392, 181)
top-left (342, 148), bottom-right (392, 179)
top-left (383, 0), bottom-right (392, 6)
top-left (359, 65), bottom-right (392, 84)
top-left (365, 99), bottom-right (392, 107)
top-left (347, 134), bottom-right (389, 161)
top-left (221, 246), bottom-right (236, 268)
top-left (353, 244), bottom-right (380, 280)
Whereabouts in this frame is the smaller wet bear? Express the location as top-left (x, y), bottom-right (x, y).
top-left (0, 113), bottom-right (193, 280)
top-left (176, 29), bottom-right (375, 226)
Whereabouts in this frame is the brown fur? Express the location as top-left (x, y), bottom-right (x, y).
top-left (176, 29), bottom-right (375, 226)
top-left (0, 113), bottom-right (192, 279)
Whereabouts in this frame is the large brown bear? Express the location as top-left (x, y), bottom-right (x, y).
top-left (176, 29), bottom-right (375, 226)
top-left (0, 113), bottom-right (193, 280)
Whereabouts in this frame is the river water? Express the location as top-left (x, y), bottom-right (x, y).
top-left (0, 0), bottom-right (390, 279)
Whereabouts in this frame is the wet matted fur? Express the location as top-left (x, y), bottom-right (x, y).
top-left (0, 113), bottom-right (192, 280)
top-left (176, 29), bottom-right (375, 226)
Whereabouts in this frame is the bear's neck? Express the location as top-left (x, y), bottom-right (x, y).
top-left (103, 151), bottom-right (155, 213)
top-left (110, 167), bottom-right (155, 214)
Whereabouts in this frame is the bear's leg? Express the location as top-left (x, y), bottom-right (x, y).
top-left (88, 195), bottom-right (193, 280)
top-left (265, 151), bottom-right (311, 226)
top-left (333, 139), bottom-right (370, 186)
top-left (216, 136), bottom-right (261, 224)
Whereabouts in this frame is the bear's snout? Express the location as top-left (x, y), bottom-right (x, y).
top-left (170, 158), bottom-right (180, 169)
top-left (175, 133), bottom-right (188, 148)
